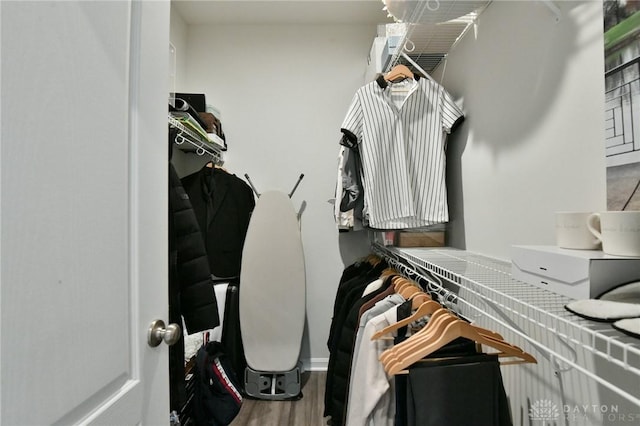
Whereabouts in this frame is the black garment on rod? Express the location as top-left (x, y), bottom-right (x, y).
top-left (181, 165), bottom-right (255, 279)
top-left (394, 330), bottom-right (479, 426)
top-left (406, 354), bottom-right (512, 426)
top-left (168, 159), bottom-right (220, 412)
top-left (327, 261), bottom-right (386, 353)
top-left (325, 274), bottom-right (393, 426)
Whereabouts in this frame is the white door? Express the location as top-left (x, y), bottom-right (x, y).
top-left (1, 1), bottom-right (171, 424)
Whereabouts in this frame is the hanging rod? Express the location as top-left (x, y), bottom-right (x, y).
top-left (169, 114), bottom-right (223, 165)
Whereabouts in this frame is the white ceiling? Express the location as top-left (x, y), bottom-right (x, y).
top-left (171, 0), bottom-right (491, 73)
top-left (171, 0), bottom-right (396, 25)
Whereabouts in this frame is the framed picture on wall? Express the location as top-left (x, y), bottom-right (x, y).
top-left (604, 0), bottom-right (640, 211)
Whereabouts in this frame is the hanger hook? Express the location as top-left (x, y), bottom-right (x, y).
top-left (427, 0), bottom-right (440, 12)
top-left (427, 280), bottom-right (439, 294)
top-left (196, 145), bottom-right (206, 156)
top-left (446, 292), bottom-right (458, 306)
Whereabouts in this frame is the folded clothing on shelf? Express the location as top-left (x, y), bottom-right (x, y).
top-left (170, 97), bottom-right (209, 130)
top-left (198, 111), bottom-right (226, 144)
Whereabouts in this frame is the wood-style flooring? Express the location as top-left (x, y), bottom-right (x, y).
top-left (231, 371), bottom-right (328, 426)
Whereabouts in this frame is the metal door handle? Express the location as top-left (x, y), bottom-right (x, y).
top-left (147, 319), bottom-right (181, 347)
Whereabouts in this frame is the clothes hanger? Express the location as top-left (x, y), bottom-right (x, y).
top-left (380, 309), bottom-right (522, 370)
top-left (371, 296), bottom-right (442, 341)
top-left (380, 308), bottom-right (452, 355)
top-left (399, 51), bottom-right (437, 84)
top-left (392, 277), bottom-right (409, 293)
top-left (205, 160), bottom-right (228, 173)
top-left (372, 292), bottom-right (433, 343)
top-left (384, 310), bottom-right (473, 365)
top-left (393, 276), bottom-right (418, 294)
top-left (379, 307), bottom-right (507, 364)
top-left (379, 308), bottom-right (454, 365)
top-left (384, 320), bottom-right (536, 375)
top-left (380, 268), bottom-right (398, 278)
top-left (391, 275), bottom-right (406, 289)
top-left (385, 64), bottom-right (414, 83)
top-left (411, 311), bottom-right (507, 347)
top-left (373, 284), bottom-right (504, 340)
top-left (400, 285), bottom-right (423, 301)
top-left (383, 317), bottom-right (537, 375)
top-left (396, 281), bottom-right (415, 296)
top-left (364, 254), bottom-right (381, 266)
top-left (409, 292), bottom-right (431, 308)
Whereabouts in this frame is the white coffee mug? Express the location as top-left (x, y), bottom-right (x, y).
top-left (555, 211), bottom-right (600, 250)
top-left (587, 211), bottom-right (640, 257)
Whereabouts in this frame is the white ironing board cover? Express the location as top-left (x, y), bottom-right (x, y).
top-left (239, 190), bottom-right (306, 372)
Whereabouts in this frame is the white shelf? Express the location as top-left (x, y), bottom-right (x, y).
top-left (371, 244), bottom-right (640, 407)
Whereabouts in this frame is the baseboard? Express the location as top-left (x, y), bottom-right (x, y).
top-left (302, 358), bottom-right (328, 372)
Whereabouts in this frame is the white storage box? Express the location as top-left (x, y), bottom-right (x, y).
top-left (365, 37), bottom-right (390, 83)
top-left (511, 245), bottom-right (640, 300)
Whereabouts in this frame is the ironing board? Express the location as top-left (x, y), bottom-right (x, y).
top-left (239, 190), bottom-right (306, 373)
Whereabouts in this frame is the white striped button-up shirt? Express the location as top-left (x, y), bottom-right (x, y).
top-left (340, 77), bottom-right (463, 229)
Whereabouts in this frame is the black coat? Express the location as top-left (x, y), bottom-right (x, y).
top-left (169, 163), bottom-right (220, 332)
top-left (169, 162), bottom-right (220, 411)
top-left (324, 263), bottom-right (390, 425)
top-left (327, 261), bottom-right (379, 352)
top-left (181, 166), bottom-right (255, 279)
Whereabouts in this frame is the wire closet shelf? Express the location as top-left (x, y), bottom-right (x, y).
top-left (168, 114), bottom-right (223, 165)
top-left (383, 1), bottom-right (560, 77)
top-left (371, 243), bottom-right (640, 407)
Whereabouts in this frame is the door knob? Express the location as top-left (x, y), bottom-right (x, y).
top-left (147, 319), bottom-right (181, 347)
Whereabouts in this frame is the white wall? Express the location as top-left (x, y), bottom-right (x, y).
top-left (435, 0), bottom-right (607, 261)
top-left (169, 5), bottom-right (188, 92)
top-left (170, 21), bottom-right (375, 366)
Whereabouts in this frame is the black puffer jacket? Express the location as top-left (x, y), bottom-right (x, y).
top-left (169, 160), bottom-right (220, 411)
top-left (169, 162), bottom-right (220, 332)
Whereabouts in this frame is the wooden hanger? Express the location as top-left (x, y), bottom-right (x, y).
top-left (371, 297), bottom-right (442, 341)
top-left (400, 285), bottom-right (423, 300)
top-left (392, 277), bottom-right (409, 293)
top-left (373, 284), bottom-right (505, 339)
top-left (385, 64), bottom-right (414, 82)
top-left (205, 161), bottom-right (229, 173)
top-left (391, 275), bottom-right (406, 289)
top-left (409, 292), bottom-right (431, 308)
top-left (385, 310), bottom-right (471, 364)
top-left (380, 308), bottom-right (508, 363)
top-left (379, 308), bottom-right (454, 364)
top-left (397, 281), bottom-right (417, 296)
top-left (380, 267), bottom-right (398, 278)
top-left (364, 254), bottom-right (381, 266)
top-left (383, 317), bottom-right (537, 375)
top-left (393, 276), bottom-right (420, 294)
